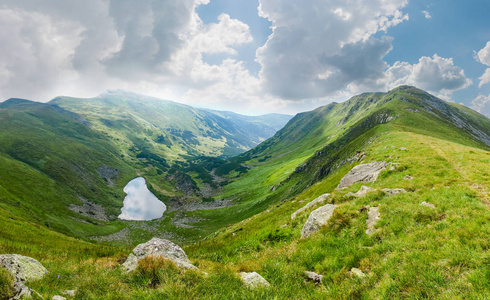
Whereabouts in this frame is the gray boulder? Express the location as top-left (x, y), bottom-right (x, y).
top-left (239, 272), bottom-right (270, 288)
top-left (52, 296), bottom-right (66, 300)
top-left (291, 193), bottom-right (330, 220)
top-left (404, 175), bottom-right (413, 180)
top-left (304, 271), bottom-right (323, 285)
top-left (301, 204), bottom-right (337, 238)
top-left (0, 254), bottom-right (47, 300)
top-left (366, 207), bottom-right (380, 235)
top-left (382, 188), bottom-right (407, 195)
top-left (122, 238), bottom-right (196, 272)
top-left (346, 186), bottom-right (373, 197)
top-left (337, 161), bottom-right (386, 189)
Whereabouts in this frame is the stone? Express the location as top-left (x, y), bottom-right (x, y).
top-left (382, 188), bottom-right (407, 195)
top-left (62, 289), bottom-right (77, 297)
top-left (301, 204), bottom-right (337, 238)
top-left (404, 175), bottom-right (413, 180)
top-left (337, 161), bottom-right (386, 189)
top-left (420, 201), bottom-right (436, 209)
top-left (304, 271), bottom-right (323, 285)
top-left (291, 193), bottom-right (330, 220)
top-left (0, 254), bottom-right (47, 282)
top-left (400, 147), bottom-right (408, 151)
top-left (351, 186), bottom-right (373, 197)
top-left (53, 296), bottom-right (67, 300)
top-left (350, 268), bottom-right (366, 278)
top-left (0, 254), bottom-right (47, 300)
top-left (122, 238), bottom-right (196, 273)
top-left (366, 207), bottom-right (380, 235)
top-left (239, 272), bottom-right (270, 288)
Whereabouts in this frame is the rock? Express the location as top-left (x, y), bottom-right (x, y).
top-left (382, 188), bottom-right (407, 195)
top-left (404, 175), bottom-right (413, 180)
top-left (301, 204), bottom-right (337, 238)
top-left (0, 254), bottom-right (47, 282)
top-left (420, 201), bottom-right (436, 209)
top-left (388, 163), bottom-right (400, 171)
top-left (239, 272), bottom-right (270, 288)
top-left (0, 254), bottom-right (47, 300)
top-left (350, 268), bottom-right (366, 278)
top-left (400, 147), bottom-right (408, 151)
top-left (53, 296), bottom-right (67, 300)
top-left (122, 238), bottom-right (196, 272)
top-left (62, 289), bottom-right (77, 297)
top-left (366, 207), bottom-right (380, 235)
top-left (337, 161), bottom-right (386, 189)
top-left (291, 193), bottom-right (330, 220)
top-left (351, 186), bottom-right (374, 197)
top-left (304, 271), bottom-right (323, 285)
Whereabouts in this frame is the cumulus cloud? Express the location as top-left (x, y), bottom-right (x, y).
top-left (474, 42), bottom-right (490, 88)
top-left (256, 0), bottom-right (408, 99)
top-left (381, 54), bottom-right (472, 96)
top-left (0, 0), bottom-right (254, 106)
top-left (471, 94), bottom-right (490, 117)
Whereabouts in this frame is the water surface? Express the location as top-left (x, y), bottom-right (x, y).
top-left (118, 177), bottom-right (166, 221)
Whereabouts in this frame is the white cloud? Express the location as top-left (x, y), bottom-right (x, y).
top-left (381, 54), bottom-right (472, 96)
top-left (422, 10), bottom-right (431, 19)
top-left (471, 94), bottom-right (490, 117)
top-left (479, 68), bottom-right (490, 88)
top-left (256, 0), bottom-right (409, 100)
top-left (475, 41), bottom-right (490, 66)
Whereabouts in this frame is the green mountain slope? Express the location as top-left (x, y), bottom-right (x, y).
top-left (1, 86), bottom-right (489, 299)
top-left (51, 91), bottom-right (292, 160)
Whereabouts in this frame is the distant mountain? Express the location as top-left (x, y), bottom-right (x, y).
top-left (50, 91), bottom-right (292, 159)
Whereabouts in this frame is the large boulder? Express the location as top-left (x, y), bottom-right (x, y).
top-left (291, 193), bottom-right (330, 220)
top-left (122, 238), bottom-right (196, 272)
top-left (301, 204), bottom-right (337, 238)
top-left (337, 161), bottom-right (386, 189)
top-left (0, 254), bottom-right (47, 300)
top-left (239, 272), bottom-right (270, 288)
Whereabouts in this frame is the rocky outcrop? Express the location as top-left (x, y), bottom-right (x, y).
top-left (382, 188), bottom-right (407, 195)
top-left (239, 272), bottom-right (270, 288)
top-left (122, 238), bottom-right (196, 272)
top-left (366, 207), bottom-right (380, 235)
top-left (301, 204), bottom-right (337, 238)
top-left (97, 165), bottom-right (119, 186)
top-left (346, 186), bottom-right (373, 197)
top-left (291, 193), bottom-right (330, 220)
top-left (337, 161), bottom-right (386, 189)
top-left (0, 254), bottom-right (47, 299)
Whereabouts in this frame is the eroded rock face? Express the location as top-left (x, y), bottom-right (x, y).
top-left (291, 193), bottom-right (330, 220)
top-left (0, 254), bottom-right (47, 300)
top-left (239, 272), bottom-right (270, 288)
top-left (122, 238), bottom-right (196, 272)
top-left (337, 161), bottom-right (386, 189)
top-left (301, 204), bottom-right (337, 238)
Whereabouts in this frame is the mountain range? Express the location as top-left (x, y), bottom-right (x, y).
top-left (0, 86), bottom-right (489, 299)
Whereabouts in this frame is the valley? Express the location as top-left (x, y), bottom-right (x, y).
top-left (1, 86), bottom-right (490, 299)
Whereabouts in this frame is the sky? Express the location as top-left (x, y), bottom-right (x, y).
top-left (0, 0), bottom-right (489, 116)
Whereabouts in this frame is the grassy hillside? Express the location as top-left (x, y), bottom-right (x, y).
top-left (51, 91), bottom-right (292, 160)
top-left (1, 86), bottom-right (490, 298)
